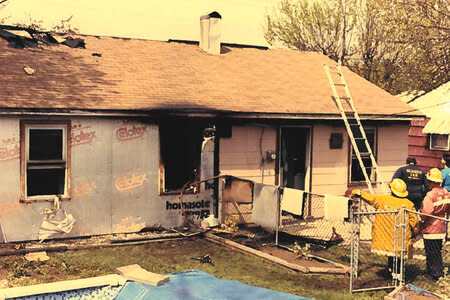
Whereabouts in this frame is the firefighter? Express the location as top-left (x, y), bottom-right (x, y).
top-left (352, 179), bottom-right (419, 280)
top-left (420, 168), bottom-right (450, 281)
top-left (392, 157), bottom-right (428, 210)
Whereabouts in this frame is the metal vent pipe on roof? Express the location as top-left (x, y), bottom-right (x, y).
top-left (199, 11), bottom-right (222, 55)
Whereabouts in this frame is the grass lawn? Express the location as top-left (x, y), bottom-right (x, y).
top-left (0, 237), bottom-right (389, 300)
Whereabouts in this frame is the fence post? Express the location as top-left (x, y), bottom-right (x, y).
top-left (399, 205), bottom-right (406, 286)
top-left (275, 187), bottom-right (280, 246)
top-left (349, 197), bottom-right (360, 293)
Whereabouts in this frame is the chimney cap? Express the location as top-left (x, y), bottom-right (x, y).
top-left (200, 11), bottom-right (222, 20)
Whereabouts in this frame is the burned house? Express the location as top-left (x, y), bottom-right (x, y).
top-left (0, 14), bottom-right (419, 242)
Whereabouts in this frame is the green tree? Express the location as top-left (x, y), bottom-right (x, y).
top-left (380, 0), bottom-right (449, 92)
top-left (265, 0), bottom-right (357, 62)
top-left (265, 0), bottom-right (449, 94)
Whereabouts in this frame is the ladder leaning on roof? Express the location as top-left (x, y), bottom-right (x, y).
top-left (324, 64), bottom-right (390, 290)
top-left (323, 64), bottom-right (388, 194)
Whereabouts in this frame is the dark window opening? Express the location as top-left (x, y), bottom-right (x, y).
top-left (350, 129), bottom-right (376, 183)
top-left (27, 169), bottom-right (65, 196)
top-left (29, 129), bottom-right (63, 160)
top-left (26, 127), bottom-right (66, 197)
top-left (160, 119), bottom-right (208, 192)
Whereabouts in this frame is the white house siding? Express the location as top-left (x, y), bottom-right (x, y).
top-left (311, 124), bottom-right (349, 195)
top-left (377, 124), bottom-right (409, 185)
top-left (311, 123), bottom-right (409, 196)
top-left (219, 126), bottom-right (277, 185)
top-left (0, 117), bottom-right (213, 242)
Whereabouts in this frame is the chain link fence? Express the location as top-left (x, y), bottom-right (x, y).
top-left (219, 177), bottom-right (450, 297)
top-left (276, 191), bottom-right (450, 296)
top-left (403, 210), bottom-right (450, 297)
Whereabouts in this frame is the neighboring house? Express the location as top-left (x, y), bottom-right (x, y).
top-left (0, 14), bottom-right (418, 242)
top-left (406, 82), bottom-right (450, 170)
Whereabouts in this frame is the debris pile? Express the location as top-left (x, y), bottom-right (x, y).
top-left (116, 264), bottom-right (169, 286)
top-left (38, 197), bottom-right (76, 242)
top-left (191, 254), bottom-right (214, 266)
top-left (0, 25), bottom-right (85, 49)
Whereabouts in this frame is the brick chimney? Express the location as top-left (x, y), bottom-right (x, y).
top-left (199, 11), bottom-right (222, 55)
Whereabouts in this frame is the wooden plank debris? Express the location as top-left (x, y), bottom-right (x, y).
top-left (24, 251), bottom-right (49, 262)
top-left (205, 233), bottom-right (349, 275)
top-left (0, 274), bottom-right (125, 299)
top-left (116, 264), bottom-right (169, 286)
top-left (0, 231), bottom-right (203, 257)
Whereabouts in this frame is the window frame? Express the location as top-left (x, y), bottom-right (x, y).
top-left (158, 119), bottom-right (205, 195)
top-left (429, 134), bottom-right (450, 151)
top-left (348, 127), bottom-right (377, 185)
top-left (20, 120), bottom-right (71, 202)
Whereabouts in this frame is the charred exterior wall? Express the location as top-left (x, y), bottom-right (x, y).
top-left (0, 116), bottom-right (213, 242)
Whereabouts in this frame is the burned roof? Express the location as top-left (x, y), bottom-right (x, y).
top-left (0, 27), bottom-right (419, 118)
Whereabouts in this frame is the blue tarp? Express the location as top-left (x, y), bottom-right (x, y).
top-left (114, 270), bottom-right (313, 300)
top-left (407, 284), bottom-right (440, 298)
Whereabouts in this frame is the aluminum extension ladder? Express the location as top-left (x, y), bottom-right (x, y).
top-left (324, 64), bottom-right (389, 288)
top-left (324, 64), bottom-right (388, 194)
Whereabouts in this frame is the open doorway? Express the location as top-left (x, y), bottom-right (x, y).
top-left (280, 127), bottom-right (311, 190)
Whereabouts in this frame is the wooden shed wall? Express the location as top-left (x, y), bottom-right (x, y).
top-left (408, 118), bottom-right (448, 171)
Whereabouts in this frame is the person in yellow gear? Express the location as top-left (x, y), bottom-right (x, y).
top-left (351, 178), bottom-right (419, 280)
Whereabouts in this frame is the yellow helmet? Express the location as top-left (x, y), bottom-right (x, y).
top-left (390, 178), bottom-right (408, 198)
top-left (426, 168), bottom-right (442, 183)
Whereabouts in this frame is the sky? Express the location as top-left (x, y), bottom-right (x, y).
top-left (1, 0), bottom-right (281, 46)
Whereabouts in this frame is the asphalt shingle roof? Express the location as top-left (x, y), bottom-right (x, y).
top-left (0, 35), bottom-right (418, 117)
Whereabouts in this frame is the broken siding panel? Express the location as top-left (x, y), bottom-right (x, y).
top-left (311, 125), bottom-right (348, 195)
top-left (219, 126), bottom-right (276, 185)
top-left (221, 178), bottom-right (253, 224)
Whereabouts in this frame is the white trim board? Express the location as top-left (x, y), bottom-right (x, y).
top-left (0, 274), bottom-right (126, 299)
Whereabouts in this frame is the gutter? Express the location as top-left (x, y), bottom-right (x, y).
top-left (0, 108), bottom-right (421, 121)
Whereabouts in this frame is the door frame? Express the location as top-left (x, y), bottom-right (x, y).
top-left (278, 125), bottom-right (312, 192)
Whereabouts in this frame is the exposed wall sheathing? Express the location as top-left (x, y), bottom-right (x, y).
top-left (0, 117), bottom-right (213, 242)
top-left (0, 117), bottom-right (43, 242)
top-left (221, 178), bottom-right (253, 224)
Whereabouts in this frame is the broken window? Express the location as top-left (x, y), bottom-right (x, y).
top-left (349, 128), bottom-right (376, 183)
top-left (21, 122), bottom-right (70, 200)
top-left (159, 119), bottom-right (208, 193)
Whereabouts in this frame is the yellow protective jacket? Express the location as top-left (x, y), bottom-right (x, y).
top-left (360, 191), bottom-right (419, 257)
